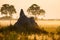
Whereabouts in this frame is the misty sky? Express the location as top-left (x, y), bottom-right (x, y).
top-left (0, 0), bottom-right (60, 19)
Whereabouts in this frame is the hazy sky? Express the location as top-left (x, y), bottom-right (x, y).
top-left (0, 0), bottom-right (60, 19)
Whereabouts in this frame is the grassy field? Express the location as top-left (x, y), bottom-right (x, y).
top-left (0, 19), bottom-right (60, 40)
top-left (36, 19), bottom-right (60, 32)
top-left (0, 19), bottom-right (60, 32)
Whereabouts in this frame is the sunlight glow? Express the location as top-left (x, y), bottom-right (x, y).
top-left (0, 0), bottom-right (60, 19)
top-left (12, 13), bottom-right (18, 19)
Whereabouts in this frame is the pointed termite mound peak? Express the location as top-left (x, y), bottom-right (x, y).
top-left (19, 9), bottom-right (26, 18)
top-left (14, 9), bottom-right (42, 34)
top-left (14, 9), bottom-right (28, 27)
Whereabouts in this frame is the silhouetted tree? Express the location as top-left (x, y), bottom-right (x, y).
top-left (0, 4), bottom-right (16, 17)
top-left (0, 4), bottom-right (16, 25)
top-left (8, 5), bottom-right (16, 18)
top-left (0, 4), bottom-right (9, 16)
top-left (27, 4), bottom-right (45, 19)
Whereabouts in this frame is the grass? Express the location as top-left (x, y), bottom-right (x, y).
top-left (0, 19), bottom-right (60, 40)
top-left (0, 25), bottom-right (59, 40)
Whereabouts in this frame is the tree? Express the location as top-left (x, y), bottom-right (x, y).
top-left (0, 4), bottom-right (9, 16)
top-left (39, 9), bottom-right (45, 15)
top-left (0, 4), bottom-right (16, 25)
top-left (27, 4), bottom-right (45, 19)
top-left (0, 4), bottom-right (16, 18)
top-left (8, 5), bottom-right (16, 18)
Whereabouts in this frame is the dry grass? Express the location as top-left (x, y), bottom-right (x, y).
top-left (0, 19), bottom-right (60, 32)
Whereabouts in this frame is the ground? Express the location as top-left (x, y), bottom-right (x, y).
top-left (0, 19), bottom-right (60, 32)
